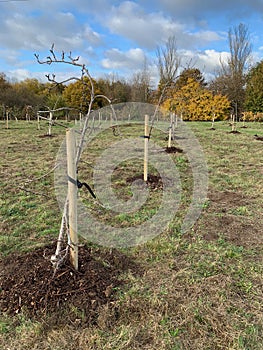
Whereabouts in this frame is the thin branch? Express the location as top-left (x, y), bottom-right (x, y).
top-left (23, 163), bottom-right (59, 185)
top-left (18, 186), bottom-right (51, 199)
top-left (45, 74), bottom-right (81, 85)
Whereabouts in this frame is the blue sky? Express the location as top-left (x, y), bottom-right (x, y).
top-left (0, 0), bottom-right (263, 86)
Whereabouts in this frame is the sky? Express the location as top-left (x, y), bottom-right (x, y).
top-left (0, 0), bottom-right (263, 87)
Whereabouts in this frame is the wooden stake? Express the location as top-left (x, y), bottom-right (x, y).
top-left (144, 114), bottom-right (149, 182)
top-left (37, 113), bottom-right (40, 130)
top-left (48, 111), bottom-right (53, 136)
top-left (171, 112), bottom-right (175, 140)
top-left (6, 111), bottom-right (9, 129)
top-left (66, 129), bottom-right (78, 270)
top-left (211, 114), bottom-right (215, 129)
top-left (168, 127), bottom-right (172, 148)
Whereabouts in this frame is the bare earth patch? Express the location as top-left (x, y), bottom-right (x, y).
top-left (194, 190), bottom-right (263, 249)
top-left (0, 243), bottom-right (140, 324)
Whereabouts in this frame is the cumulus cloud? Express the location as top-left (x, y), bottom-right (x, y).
top-left (102, 48), bottom-right (146, 70)
top-left (0, 0), bottom-right (262, 83)
top-left (172, 49), bottom-right (231, 81)
top-left (104, 1), bottom-right (224, 51)
top-left (0, 9), bottom-right (102, 53)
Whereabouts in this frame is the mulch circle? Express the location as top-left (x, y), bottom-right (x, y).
top-left (165, 146), bottom-right (183, 153)
top-left (38, 134), bottom-right (56, 138)
top-left (229, 130), bottom-right (241, 134)
top-left (0, 243), bottom-right (140, 324)
top-left (127, 173), bottom-right (163, 190)
top-left (254, 134), bottom-right (263, 141)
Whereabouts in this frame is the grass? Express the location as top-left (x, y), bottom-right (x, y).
top-left (0, 119), bottom-right (263, 349)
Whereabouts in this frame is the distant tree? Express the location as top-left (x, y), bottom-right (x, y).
top-left (156, 35), bottom-right (181, 100)
top-left (211, 23), bottom-right (252, 121)
top-left (63, 77), bottom-right (103, 113)
top-left (0, 73), bottom-right (10, 90)
top-left (12, 82), bottom-right (44, 109)
top-left (245, 60), bottom-right (263, 113)
top-left (0, 78), bottom-right (44, 118)
top-left (129, 59), bottom-right (152, 102)
top-left (18, 78), bottom-right (46, 96)
top-left (0, 73), bottom-right (13, 113)
top-left (97, 75), bottom-right (131, 104)
top-left (175, 68), bottom-right (206, 90)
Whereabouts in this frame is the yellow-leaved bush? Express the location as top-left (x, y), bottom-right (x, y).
top-left (162, 78), bottom-right (231, 121)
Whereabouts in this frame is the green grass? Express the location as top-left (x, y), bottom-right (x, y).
top-left (0, 119), bottom-right (262, 349)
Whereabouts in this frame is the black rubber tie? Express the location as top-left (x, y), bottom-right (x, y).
top-left (68, 176), bottom-right (96, 198)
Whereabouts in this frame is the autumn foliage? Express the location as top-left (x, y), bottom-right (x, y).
top-left (162, 78), bottom-right (231, 121)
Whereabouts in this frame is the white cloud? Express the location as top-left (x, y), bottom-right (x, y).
top-left (175, 49), bottom-right (230, 80)
top-left (196, 49), bottom-right (229, 72)
top-left (102, 48), bottom-right (146, 70)
top-left (104, 1), bottom-right (224, 51)
top-left (0, 0), bottom-right (262, 84)
top-left (7, 69), bottom-right (33, 82)
top-left (0, 9), bottom-right (102, 53)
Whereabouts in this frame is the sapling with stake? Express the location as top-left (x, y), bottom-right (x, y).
top-left (35, 44), bottom-right (115, 270)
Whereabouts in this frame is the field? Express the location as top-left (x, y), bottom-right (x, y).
top-left (0, 119), bottom-right (262, 349)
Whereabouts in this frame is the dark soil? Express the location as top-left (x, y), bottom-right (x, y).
top-left (127, 173), bottom-right (163, 190)
top-left (254, 134), bottom-right (263, 141)
top-left (229, 130), bottom-right (241, 134)
top-left (0, 243), bottom-right (140, 324)
top-left (38, 134), bottom-right (56, 138)
top-left (193, 190), bottom-right (263, 249)
top-left (165, 146), bottom-right (183, 153)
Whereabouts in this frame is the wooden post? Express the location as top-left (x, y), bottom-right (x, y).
top-left (212, 114), bottom-right (215, 129)
top-left (232, 113), bottom-right (236, 132)
top-left (66, 129), bottom-right (78, 270)
top-left (171, 112), bottom-right (175, 140)
top-left (48, 111), bottom-right (53, 136)
top-left (37, 113), bottom-right (40, 130)
top-left (168, 127), bottom-right (172, 148)
top-left (144, 114), bottom-right (149, 182)
top-left (6, 111), bottom-right (9, 129)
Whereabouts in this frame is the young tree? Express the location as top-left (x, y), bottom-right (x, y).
top-left (35, 45), bottom-right (113, 270)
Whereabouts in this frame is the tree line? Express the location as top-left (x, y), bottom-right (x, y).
top-left (1, 23), bottom-right (263, 122)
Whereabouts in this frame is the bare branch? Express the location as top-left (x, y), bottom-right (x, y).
top-left (156, 35), bottom-right (181, 86)
top-left (45, 74), bottom-right (81, 85)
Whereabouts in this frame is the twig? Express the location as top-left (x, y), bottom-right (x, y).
top-left (18, 186), bottom-right (51, 198)
top-left (23, 163), bottom-right (59, 184)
